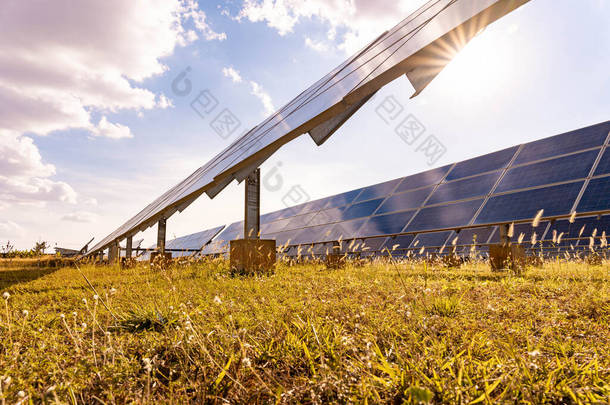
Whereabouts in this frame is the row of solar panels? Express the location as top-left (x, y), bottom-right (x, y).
top-left (89, 0), bottom-right (533, 255)
top-left (137, 121), bottom-right (609, 258)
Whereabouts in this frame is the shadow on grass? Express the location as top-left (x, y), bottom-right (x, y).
top-left (0, 267), bottom-right (60, 290)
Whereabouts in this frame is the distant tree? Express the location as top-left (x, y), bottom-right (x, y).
top-left (33, 241), bottom-right (49, 256)
top-left (1, 241), bottom-right (14, 258)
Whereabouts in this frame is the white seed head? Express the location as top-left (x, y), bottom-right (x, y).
top-left (22, 310), bottom-right (28, 317)
top-left (242, 357), bottom-right (252, 368)
top-left (93, 294), bottom-right (99, 301)
top-left (17, 391), bottom-right (26, 398)
top-left (213, 296), bottom-right (222, 305)
top-left (2, 292), bottom-right (10, 300)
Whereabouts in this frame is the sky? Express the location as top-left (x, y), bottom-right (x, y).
top-left (0, 0), bottom-right (609, 250)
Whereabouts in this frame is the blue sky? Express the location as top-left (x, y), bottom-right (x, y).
top-left (1, 0), bottom-right (609, 250)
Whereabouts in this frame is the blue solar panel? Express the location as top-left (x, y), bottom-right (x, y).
top-left (328, 218), bottom-right (368, 240)
top-left (297, 198), bottom-right (331, 215)
top-left (407, 199), bottom-right (483, 232)
top-left (514, 121), bottom-right (609, 165)
top-left (395, 166), bottom-right (451, 193)
top-left (323, 189), bottom-right (361, 209)
top-left (283, 212), bottom-right (318, 230)
top-left (546, 216), bottom-right (610, 244)
top-left (412, 231), bottom-right (453, 248)
top-left (353, 179), bottom-right (402, 203)
top-left (476, 182), bottom-right (584, 224)
top-left (359, 211), bottom-right (415, 237)
top-left (452, 227), bottom-right (495, 245)
top-left (309, 207), bottom-right (345, 226)
top-left (376, 186), bottom-right (434, 214)
top-left (341, 198), bottom-right (384, 221)
top-left (427, 172), bottom-right (501, 205)
top-left (577, 177), bottom-right (610, 213)
top-left (594, 148), bottom-right (610, 176)
top-left (488, 222), bottom-right (547, 244)
top-left (496, 150), bottom-right (597, 193)
top-left (215, 221), bottom-right (243, 242)
top-left (446, 147), bottom-right (518, 181)
top-left (263, 218), bottom-right (293, 234)
top-left (293, 225), bottom-right (334, 245)
top-left (382, 235), bottom-right (415, 251)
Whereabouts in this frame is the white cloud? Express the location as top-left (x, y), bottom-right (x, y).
top-left (0, 130), bottom-right (78, 206)
top-left (222, 67), bottom-right (275, 116)
top-left (237, 0), bottom-right (428, 54)
top-left (93, 117), bottom-right (134, 140)
top-left (305, 37), bottom-right (329, 52)
top-left (222, 67), bottom-right (244, 83)
top-left (0, 221), bottom-right (24, 238)
top-left (61, 211), bottom-right (98, 224)
top-left (249, 81), bottom-right (276, 116)
top-left (0, 0), bottom-right (225, 209)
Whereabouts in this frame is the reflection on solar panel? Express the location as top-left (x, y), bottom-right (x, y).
top-left (194, 121), bottom-right (609, 257)
top-left (141, 226), bottom-right (224, 260)
top-left (88, 0), bottom-right (533, 255)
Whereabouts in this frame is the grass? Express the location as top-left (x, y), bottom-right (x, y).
top-left (0, 258), bottom-right (608, 404)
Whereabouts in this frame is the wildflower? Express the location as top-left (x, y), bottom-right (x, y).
top-left (528, 349), bottom-right (541, 357)
top-left (143, 358), bottom-right (153, 373)
top-left (3, 376), bottom-right (11, 385)
top-left (82, 298), bottom-right (87, 305)
top-left (93, 294), bottom-right (99, 301)
top-left (213, 296), bottom-right (222, 305)
top-left (109, 288), bottom-right (117, 295)
top-left (2, 292), bottom-right (9, 300)
top-left (17, 391), bottom-right (26, 398)
top-left (60, 313), bottom-right (66, 319)
top-left (81, 322), bottom-right (87, 329)
top-left (242, 357), bottom-right (252, 368)
top-left (22, 310), bottom-right (28, 317)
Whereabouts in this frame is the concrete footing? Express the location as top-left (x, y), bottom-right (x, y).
top-left (489, 244), bottom-right (525, 272)
top-left (230, 239), bottom-right (276, 275)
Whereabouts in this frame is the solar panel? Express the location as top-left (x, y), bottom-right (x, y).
top-left (475, 182), bottom-right (584, 225)
top-left (407, 199), bottom-right (484, 232)
top-left (191, 121), bottom-right (610, 257)
top-left (495, 150), bottom-right (598, 193)
top-left (446, 147), bottom-right (518, 181)
top-left (89, 0), bottom-right (532, 255)
top-left (513, 121), bottom-right (609, 165)
top-left (341, 198), bottom-right (385, 221)
top-left (594, 149), bottom-right (610, 176)
top-left (427, 171), bottom-right (501, 205)
top-left (376, 186), bottom-right (434, 214)
top-left (411, 231), bottom-right (453, 248)
top-left (394, 166), bottom-right (451, 193)
top-left (577, 177), bottom-right (610, 213)
top-left (353, 179), bottom-right (401, 203)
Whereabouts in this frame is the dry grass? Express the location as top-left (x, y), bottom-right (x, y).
top-left (0, 258), bottom-right (608, 404)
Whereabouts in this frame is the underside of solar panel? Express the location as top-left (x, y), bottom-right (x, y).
top-left (160, 121), bottom-right (610, 258)
top-left (88, 0), bottom-right (534, 255)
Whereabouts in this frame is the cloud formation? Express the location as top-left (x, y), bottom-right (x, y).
top-left (61, 211), bottom-right (99, 224)
top-left (237, 0), bottom-right (427, 54)
top-left (222, 67), bottom-right (276, 116)
top-left (0, 0), bottom-right (225, 207)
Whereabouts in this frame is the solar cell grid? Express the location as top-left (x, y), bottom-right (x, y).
top-left (427, 171), bottom-right (501, 205)
top-left (359, 211), bottom-right (415, 237)
top-left (514, 121), bottom-right (609, 165)
top-left (594, 148), bottom-right (610, 176)
top-left (353, 179), bottom-right (401, 203)
top-left (577, 176), bottom-right (610, 213)
top-left (412, 231), bottom-right (453, 248)
top-left (446, 147), bottom-right (518, 181)
top-left (407, 199), bottom-right (483, 232)
top-left (341, 198), bottom-right (385, 221)
top-left (475, 182), bottom-right (584, 225)
top-left (395, 166), bottom-right (451, 193)
top-left (496, 150), bottom-right (598, 193)
top-left (376, 186), bottom-right (434, 214)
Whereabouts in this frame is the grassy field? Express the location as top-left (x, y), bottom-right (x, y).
top-left (0, 258), bottom-right (608, 404)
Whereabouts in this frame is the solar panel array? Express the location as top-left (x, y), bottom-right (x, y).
top-left (191, 121), bottom-right (610, 257)
top-left (88, 0), bottom-right (532, 256)
top-left (140, 226), bottom-right (224, 260)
